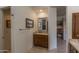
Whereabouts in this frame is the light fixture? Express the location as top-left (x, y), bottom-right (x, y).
top-left (40, 9), bottom-right (43, 12)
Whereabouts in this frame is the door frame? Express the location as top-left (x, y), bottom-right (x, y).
top-left (1, 6), bottom-right (11, 52)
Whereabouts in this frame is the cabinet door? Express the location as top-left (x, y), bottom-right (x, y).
top-left (72, 13), bottom-right (79, 39)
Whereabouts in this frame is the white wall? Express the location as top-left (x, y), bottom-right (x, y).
top-left (0, 9), bottom-right (3, 50)
top-left (11, 6), bottom-right (33, 52)
top-left (66, 6), bottom-right (79, 52)
top-left (48, 7), bottom-right (57, 50)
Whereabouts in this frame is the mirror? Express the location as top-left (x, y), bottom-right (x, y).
top-left (38, 17), bottom-right (48, 33)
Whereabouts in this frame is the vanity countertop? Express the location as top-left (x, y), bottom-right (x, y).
top-left (69, 39), bottom-right (79, 52)
top-left (34, 33), bottom-right (48, 35)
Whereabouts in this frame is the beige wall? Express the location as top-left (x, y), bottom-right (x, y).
top-left (11, 6), bottom-right (33, 52)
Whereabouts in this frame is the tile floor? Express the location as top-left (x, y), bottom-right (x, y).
top-left (27, 47), bottom-right (48, 53)
top-left (27, 39), bottom-right (66, 53)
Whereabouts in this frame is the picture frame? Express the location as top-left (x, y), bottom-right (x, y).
top-left (6, 20), bottom-right (11, 28)
top-left (26, 18), bottom-right (34, 28)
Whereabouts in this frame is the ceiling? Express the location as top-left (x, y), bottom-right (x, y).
top-left (0, 6), bottom-right (66, 16)
top-left (31, 6), bottom-right (48, 9)
top-left (31, 6), bottom-right (48, 14)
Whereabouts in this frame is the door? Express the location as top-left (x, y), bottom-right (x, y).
top-left (72, 13), bottom-right (79, 39)
top-left (3, 7), bottom-right (11, 52)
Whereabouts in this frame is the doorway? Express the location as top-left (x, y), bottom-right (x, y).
top-left (2, 7), bottom-right (11, 53)
top-left (57, 6), bottom-right (66, 52)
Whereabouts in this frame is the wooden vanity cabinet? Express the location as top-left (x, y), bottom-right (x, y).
top-left (33, 34), bottom-right (48, 48)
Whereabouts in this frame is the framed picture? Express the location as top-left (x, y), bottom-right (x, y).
top-left (6, 20), bottom-right (11, 28)
top-left (26, 18), bottom-right (34, 28)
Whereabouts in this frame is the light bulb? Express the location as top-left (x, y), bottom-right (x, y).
top-left (40, 10), bottom-right (43, 12)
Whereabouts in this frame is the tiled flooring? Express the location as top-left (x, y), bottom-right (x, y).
top-left (27, 47), bottom-right (48, 53)
top-left (27, 39), bottom-right (66, 53)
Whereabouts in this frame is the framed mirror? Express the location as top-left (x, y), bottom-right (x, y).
top-left (38, 17), bottom-right (48, 33)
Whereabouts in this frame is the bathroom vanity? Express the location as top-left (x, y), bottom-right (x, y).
top-left (33, 33), bottom-right (48, 48)
top-left (33, 17), bottom-right (48, 48)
